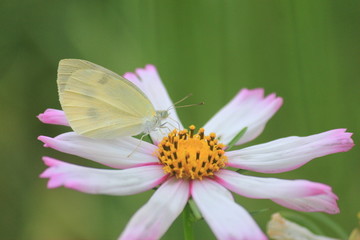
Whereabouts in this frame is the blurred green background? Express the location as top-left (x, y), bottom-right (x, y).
top-left (1, 0), bottom-right (359, 239)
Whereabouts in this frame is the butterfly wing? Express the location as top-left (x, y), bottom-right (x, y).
top-left (57, 60), bottom-right (156, 138)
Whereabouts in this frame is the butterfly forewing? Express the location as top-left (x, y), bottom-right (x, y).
top-left (58, 61), bottom-right (156, 139)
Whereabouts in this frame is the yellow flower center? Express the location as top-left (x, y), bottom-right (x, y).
top-left (156, 125), bottom-right (228, 180)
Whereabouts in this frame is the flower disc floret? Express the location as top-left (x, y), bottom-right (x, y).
top-left (156, 125), bottom-right (228, 180)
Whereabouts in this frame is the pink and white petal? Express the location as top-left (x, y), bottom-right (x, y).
top-left (215, 169), bottom-right (332, 199)
top-left (134, 65), bottom-right (183, 144)
top-left (123, 72), bottom-right (144, 90)
top-left (40, 157), bottom-right (167, 195)
top-left (272, 191), bottom-right (339, 214)
top-left (38, 132), bottom-right (159, 169)
top-left (204, 88), bottom-right (283, 146)
top-left (119, 177), bottom-right (189, 240)
top-left (191, 179), bottom-right (267, 240)
top-left (227, 129), bottom-right (354, 173)
top-left (37, 109), bottom-right (69, 126)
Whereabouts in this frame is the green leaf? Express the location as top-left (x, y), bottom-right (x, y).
top-left (249, 208), bottom-right (269, 215)
top-left (226, 127), bottom-right (248, 151)
top-left (301, 212), bottom-right (348, 239)
top-left (280, 211), bottom-right (325, 235)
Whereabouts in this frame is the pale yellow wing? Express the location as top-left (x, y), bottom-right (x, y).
top-left (57, 61), bottom-right (156, 139)
top-left (58, 59), bottom-right (147, 100)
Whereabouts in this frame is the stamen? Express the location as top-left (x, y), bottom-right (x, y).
top-left (156, 125), bottom-right (228, 180)
top-left (198, 128), bottom-right (205, 139)
top-left (189, 125), bottom-right (195, 138)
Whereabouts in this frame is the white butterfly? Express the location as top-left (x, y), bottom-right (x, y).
top-left (57, 59), bottom-right (169, 139)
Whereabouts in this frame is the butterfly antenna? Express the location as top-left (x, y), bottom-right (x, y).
top-left (167, 93), bottom-right (193, 111)
top-left (173, 93), bottom-right (193, 106)
top-left (173, 102), bottom-right (205, 109)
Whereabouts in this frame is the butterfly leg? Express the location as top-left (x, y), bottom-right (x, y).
top-left (127, 134), bottom-right (148, 158)
top-left (167, 116), bottom-right (181, 130)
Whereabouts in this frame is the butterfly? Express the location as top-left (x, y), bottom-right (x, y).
top-left (57, 59), bottom-right (169, 139)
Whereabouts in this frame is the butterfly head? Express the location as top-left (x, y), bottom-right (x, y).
top-left (156, 110), bottom-right (169, 120)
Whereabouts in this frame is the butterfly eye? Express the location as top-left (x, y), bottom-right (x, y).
top-left (160, 111), bottom-right (169, 118)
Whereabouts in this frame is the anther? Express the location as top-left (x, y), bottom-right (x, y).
top-left (164, 142), bottom-right (171, 151)
top-left (209, 141), bottom-right (214, 151)
top-left (198, 128), bottom-right (205, 139)
top-left (185, 153), bottom-right (190, 163)
top-left (189, 125), bottom-right (195, 138)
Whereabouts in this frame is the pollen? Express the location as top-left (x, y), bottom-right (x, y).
top-left (156, 125), bottom-right (228, 180)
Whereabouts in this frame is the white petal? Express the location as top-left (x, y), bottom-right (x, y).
top-left (227, 129), bottom-right (354, 173)
top-left (191, 179), bottom-right (267, 240)
top-left (119, 178), bottom-right (189, 240)
top-left (215, 169), bottom-right (332, 199)
top-left (267, 213), bottom-right (340, 240)
top-left (272, 192), bottom-right (339, 214)
top-left (134, 65), bottom-right (183, 144)
top-left (204, 88), bottom-right (283, 145)
top-left (40, 157), bottom-right (167, 195)
top-left (38, 132), bottom-right (159, 169)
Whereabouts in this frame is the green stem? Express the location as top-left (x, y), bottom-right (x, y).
top-left (183, 203), bottom-right (194, 240)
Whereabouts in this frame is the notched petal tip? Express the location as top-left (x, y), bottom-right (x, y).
top-left (36, 114), bottom-right (43, 121)
top-left (135, 67), bottom-right (146, 75)
top-left (42, 156), bottom-right (61, 167)
top-left (275, 96), bottom-right (284, 107)
top-left (235, 88), bottom-right (264, 101)
top-left (145, 64), bottom-right (157, 72)
top-left (37, 135), bottom-right (52, 147)
top-left (37, 108), bottom-right (69, 126)
top-left (328, 129), bottom-right (355, 152)
top-left (47, 178), bottom-right (63, 189)
top-left (135, 64), bottom-right (158, 77)
top-left (123, 72), bottom-right (137, 80)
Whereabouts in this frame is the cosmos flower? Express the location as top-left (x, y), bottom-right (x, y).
top-left (38, 64), bottom-right (354, 240)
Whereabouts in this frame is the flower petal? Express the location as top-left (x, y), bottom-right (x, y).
top-left (272, 192), bottom-right (339, 214)
top-left (38, 132), bottom-right (159, 169)
top-left (119, 177), bottom-right (189, 240)
top-left (37, 108), bottom-right (69, 126)
top-left (215, 169), bottom-right (332, 199)
top-left (122, 72), bottom-right (144, 90)
top-left (227, 129), bottom-right (354, 173)
top-left (191, 179), bottom-right (267, 240)
top-left (40, 157), bottom-right (167, 195)
top-left (131, 65), bottom-right (183, 144)
top-left (204, 88), bottom-right (283, 145)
